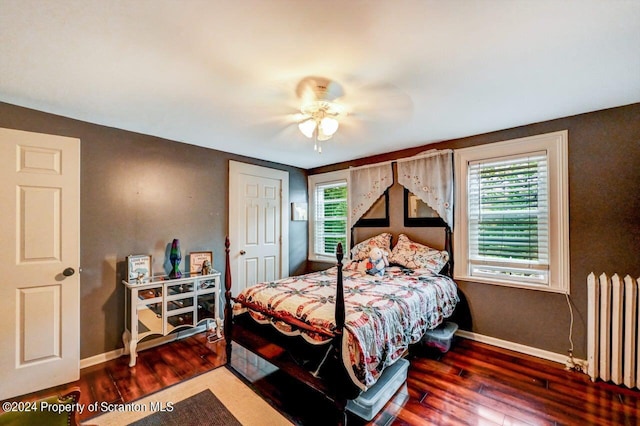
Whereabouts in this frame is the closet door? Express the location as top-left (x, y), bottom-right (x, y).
top-left (229, 161), bottom-right (289, 297)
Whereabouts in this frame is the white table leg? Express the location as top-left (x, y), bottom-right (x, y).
top-left (122, 329), bottom-right (131, 355)
top-left (128, 338), bottom-right (138, 367)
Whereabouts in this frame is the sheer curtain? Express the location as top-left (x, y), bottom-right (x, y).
top-left (349, 162), bottom-right (393, 226)
top-left (397, 149), bottom-right (454, 229)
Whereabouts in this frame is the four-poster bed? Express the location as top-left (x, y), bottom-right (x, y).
top-left (223, 230), bottom-right (457, 423)
top-left (223, 150), bottom-right (457, 423)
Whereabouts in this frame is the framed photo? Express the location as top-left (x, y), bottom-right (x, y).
top-left (189, 251), bottom-right (213, 274)
top-left (127, 254), bottom-right (152, 283)
top-left (291, 202), bottom-right (308, 221)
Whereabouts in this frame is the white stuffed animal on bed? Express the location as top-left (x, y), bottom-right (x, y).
top-left (364, 246), bottom-right (389, 276)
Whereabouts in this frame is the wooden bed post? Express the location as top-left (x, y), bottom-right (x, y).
top-left (334, 242), bottom-right (345, 334)
top-left (444, 226), bottom-right (453, 277)
top-left (333, 243), bottom-right (348, 425)
top-left (224, 236), bottom-right (233, 362)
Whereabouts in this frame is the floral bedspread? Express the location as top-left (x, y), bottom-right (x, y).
top-left (233, 264), bottom-right (459, 390)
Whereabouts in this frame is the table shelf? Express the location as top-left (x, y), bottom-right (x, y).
top-left (122, 271), bottom-right (221, 367)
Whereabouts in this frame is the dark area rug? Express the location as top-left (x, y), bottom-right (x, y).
top-left (129, 389), bottom-right (242, 426)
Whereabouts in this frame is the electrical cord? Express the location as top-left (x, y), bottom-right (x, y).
top-left (565, 292), bottom-right (575, 354)
top-left (564, 291), bottom-right (583, 372)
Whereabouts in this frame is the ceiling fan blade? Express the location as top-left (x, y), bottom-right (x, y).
top-left (344, 81), bottom-right (414, 125)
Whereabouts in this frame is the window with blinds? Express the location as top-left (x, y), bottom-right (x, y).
top-left (313, 181), bottom-right (348, 257)
top-left (454, 130), bottom-right (569, 293)
top-left (468, 152), bottom-right (549, 284)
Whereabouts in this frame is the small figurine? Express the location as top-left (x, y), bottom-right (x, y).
top-left (201, 259), bottom-right (212, 275)
top-left (136, 272), bottom-right (145, 284)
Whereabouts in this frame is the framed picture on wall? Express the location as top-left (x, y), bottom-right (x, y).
top-left (189, 251), bottom-right (213, 274)
top-left (127, 254), bottom-right (152, 284)
top-left (291, 202), bottom-right (308, 221)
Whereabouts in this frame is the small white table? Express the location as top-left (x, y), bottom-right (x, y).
top-left (122, 271), bottom-right (221, 367)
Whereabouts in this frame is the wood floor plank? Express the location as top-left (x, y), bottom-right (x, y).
top-left (408, 362), bottom-right (555, 426)
top-left (135, 344), bottom-right (184, 388)
top-left (153, 343), bottom-right (199, 378)
top-left (82, 367), bottom-right (121, 405)
top-left (5, 335), bottom-right (640, 425)
top-left (107, 356), bottom-right (162, 402)
top-left (454, 341), bottom-right (597, 389)
top-left (172, 338), bottom-right (217, 374)
top-left (396, 397), bottom-right (470, 426)
top-left (480, 383), bottom-right (619, 426)
top-left (441, 348), bottom-right (550, 389)
top-left (407, 377), bottom-right (504, 425)
top-left (455, 360), bottom-right (619, 426)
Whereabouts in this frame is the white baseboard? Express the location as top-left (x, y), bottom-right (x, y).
top-left (80, 347), bottom-right (123, 369)
top-left (80, 326), bottom-right (207, 369)
top-left (455, 329), bottom-right (587, 368)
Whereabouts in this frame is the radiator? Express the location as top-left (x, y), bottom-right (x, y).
top-left (587, 272), bottom-right (640, 388)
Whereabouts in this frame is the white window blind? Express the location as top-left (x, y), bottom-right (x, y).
top-left (467, 151), bottom-right (550, 284)
top-left (314, 181), bottom-right (347, 257)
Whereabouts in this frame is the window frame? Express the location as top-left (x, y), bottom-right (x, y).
top-left (454, 130), bottom-right (570, 294)
top-left (308, 170), bottom-right (350, 263)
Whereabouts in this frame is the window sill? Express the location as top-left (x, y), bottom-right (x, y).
top-left (308, 256), bottom-right (339, 264)
top-left (454, 274), bottom-right (569, 294)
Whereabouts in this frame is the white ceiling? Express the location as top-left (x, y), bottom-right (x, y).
top-left (1, 0), bottom-right (639, 169)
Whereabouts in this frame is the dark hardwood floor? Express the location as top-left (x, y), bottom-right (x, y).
top-left (3, 334), bottom-right (639, 425)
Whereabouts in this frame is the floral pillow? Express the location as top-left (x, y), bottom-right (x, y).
top-left (350, 232), bottom-right (392, 261)
top-left (388, 233), bottom-right (449, 272)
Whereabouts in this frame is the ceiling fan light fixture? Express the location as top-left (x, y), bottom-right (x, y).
top-left (300, 100), bottom-right (345, 118)
top-left (298, 100), bottom-right (345, 147)
top-left (295, 77), bottom-right (347, 153)
top-left (319, 116), bottom-right (339, 136)
top-left (316, 128), bottom-right (332, 141)
top-left (298, 118), bottom-right (317, 138)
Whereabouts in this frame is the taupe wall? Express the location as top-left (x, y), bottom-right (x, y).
top-left (310, 103), bottom-right (640, 359)
top-left (0, 102), bottom-right (308, 358)
top-left (2, 100), bottom-right (638, 360)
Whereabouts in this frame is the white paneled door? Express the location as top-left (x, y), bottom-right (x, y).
top-left (229, 161), bottom-right (289, 297)
top-left (0, 128), bottom-right (80, 400)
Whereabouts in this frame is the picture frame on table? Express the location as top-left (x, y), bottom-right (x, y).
top-left (189, 251), bottom-right (213, 275)
top-left (127, 254), bottom-right (152, 284)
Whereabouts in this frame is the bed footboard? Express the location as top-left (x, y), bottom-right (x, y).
top-left (222, 237), bottom-right (356, 425)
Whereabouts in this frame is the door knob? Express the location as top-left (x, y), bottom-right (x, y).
top-left (239, 250), bottom-right (246, 255)
top-left (62, 267), bottom-right (75, 277)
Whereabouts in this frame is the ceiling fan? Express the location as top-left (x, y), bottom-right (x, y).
top-left (294, 76), bottom-right (348, 153)
top-left (294, 76), bottom-right (412, 153)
